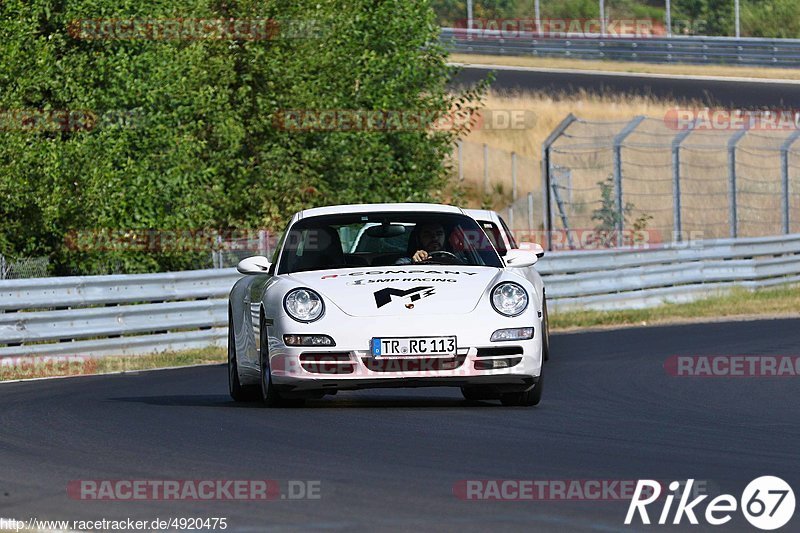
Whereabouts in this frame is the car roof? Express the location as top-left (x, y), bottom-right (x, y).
top-left (298, 203), bottom-right (466, 219)
top-left (464, 208), bottom-right (498, 220)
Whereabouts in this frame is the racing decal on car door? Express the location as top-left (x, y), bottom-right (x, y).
top-left (373, 286), bottom-right (435, 308)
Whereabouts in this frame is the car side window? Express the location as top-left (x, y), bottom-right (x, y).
top-left (498, 216), bottom-right (518, 249)
top-left (479, 221), bottom-right (507, 256)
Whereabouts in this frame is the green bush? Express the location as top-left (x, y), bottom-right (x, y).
top-left (0, 0), bottom-right (484, 274)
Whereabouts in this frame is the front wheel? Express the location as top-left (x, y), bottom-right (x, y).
top-left (500, 373), bottom-right (543, 407)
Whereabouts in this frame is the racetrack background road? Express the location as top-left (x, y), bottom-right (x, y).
top-left (450, 65), bottom-right (800, 108)
top-left (1, 318), bottom-right (799, 532)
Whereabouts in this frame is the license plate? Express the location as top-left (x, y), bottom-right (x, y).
top-left (370, 336), bottom-right (457, 358)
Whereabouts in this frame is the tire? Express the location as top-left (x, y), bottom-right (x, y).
top-left (259, 313), bottom-right (304, 408)
top-left (542, 296), bottom-right (551, 363)
top-left (461, 386), bottom-right (500, 401)
top-left (500, 373), bottom-right (543, 407)
top-left (228, 312), bottom-right (259, 402)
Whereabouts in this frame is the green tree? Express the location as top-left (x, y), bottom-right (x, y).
top-left (0, 0), bottom-right (483, 274)
top-left (741, 0), bottom-right (800, 38)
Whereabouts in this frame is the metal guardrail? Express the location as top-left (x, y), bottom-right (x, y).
top-left (0, 233), bottom-right (798, 358)
top-left (441, 28), bottom-right (800, 67)
top-left (540, 233), bottom-right (800, 310)
top-left (0, 269), bottom-right (240, 358)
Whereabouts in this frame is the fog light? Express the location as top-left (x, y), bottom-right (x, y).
top-left (283, 334), bottom-right (335, 347)
top-left (490, 327), bottom-right (533, 342)
top-left (474, 357), bottom-right (522, 370)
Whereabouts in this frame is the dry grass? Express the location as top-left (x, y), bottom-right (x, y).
top-left (464, 90), bottom-right (683, 160)
top-left (451, 53), bottom-right (800, 81)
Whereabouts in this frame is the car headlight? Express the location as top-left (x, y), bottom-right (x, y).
top-left (283, 288), bottom-right (325, 322)
top-left (491, 282), bottom-right (528, 317)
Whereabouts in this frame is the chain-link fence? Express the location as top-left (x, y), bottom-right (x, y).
top-left (451, 116), bottom-right (800, 250)
top-left (452, 140), bottom-right (543, 231)
top-left (540, 114), bottom-right (800, 249)
top-left (0, 255), bottom-right (49, 280)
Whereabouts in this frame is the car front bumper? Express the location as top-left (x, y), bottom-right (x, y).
top-left (265, 312), bottom-right (542, 394)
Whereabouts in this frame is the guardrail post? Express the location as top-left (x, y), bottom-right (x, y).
top-left (728, 129), bottom-right (748, 239)
top-left (483, 143), bottom-right (489, 194)
top-left (511, 151), bottom-right (517, 201)
top-left (671, 122), bottom-right (695, 243)
top-left (541, 113), bottom-right (577, 250)
top-left (613, 116), bottom-right (646, 236)
top-left (780, 130), bottom-right (800, 234)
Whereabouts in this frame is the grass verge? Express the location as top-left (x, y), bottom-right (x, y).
top-left (450, 53), bottom-right (800, 81)
top-left (0, 346), bottom-right (225, 382)
top-left (551, 285), bottom-right (800, 331)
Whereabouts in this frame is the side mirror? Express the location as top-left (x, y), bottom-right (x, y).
top-left (504, 249), bottom-right (539, 268)
top-left (518, 242), bottom-right (545, 258)
top-left (236, 256), bottom-right (272, 275)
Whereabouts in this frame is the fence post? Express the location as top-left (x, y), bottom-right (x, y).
top-left (780, 130), bottom-right (800, 234)
top-left (457, 140), bottom-right (464, 182)
top-left (671, 123), bottom-right (695, 243)
top-left (483, 143), bottom-right (489, 194)
top-left (527, 192), bottom-right (534, 234)
top-left (511, 151), bottom-right (517, 202)
top-left (541, 113), bottom-right (577, 250)
top-left (613, 116), bottom-right (645, 236)
top-left (727, 129), bottom-right (748, 239)
top-left (0, 254), bottom-right (5, 281)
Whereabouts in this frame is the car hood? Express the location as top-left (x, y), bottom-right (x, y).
top-left (287, 266), bottom-right (502, 317)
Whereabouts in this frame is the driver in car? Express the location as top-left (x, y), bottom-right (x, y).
top-left (395, 222), bottom-right (455, 264)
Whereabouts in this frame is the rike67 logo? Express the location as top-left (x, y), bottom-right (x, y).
top-left (626, 477), bottom-right (795, 530)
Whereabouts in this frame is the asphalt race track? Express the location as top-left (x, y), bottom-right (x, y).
top-left (451, 65), bottom-right (800, 108)
top-left (1, 318), bottom-right (799, 531)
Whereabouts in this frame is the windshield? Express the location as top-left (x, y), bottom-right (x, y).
top-left (277, 212), bottom-right (503, 274)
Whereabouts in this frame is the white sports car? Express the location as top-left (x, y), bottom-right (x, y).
top-left (228, 203), bottom-right (549, 407)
